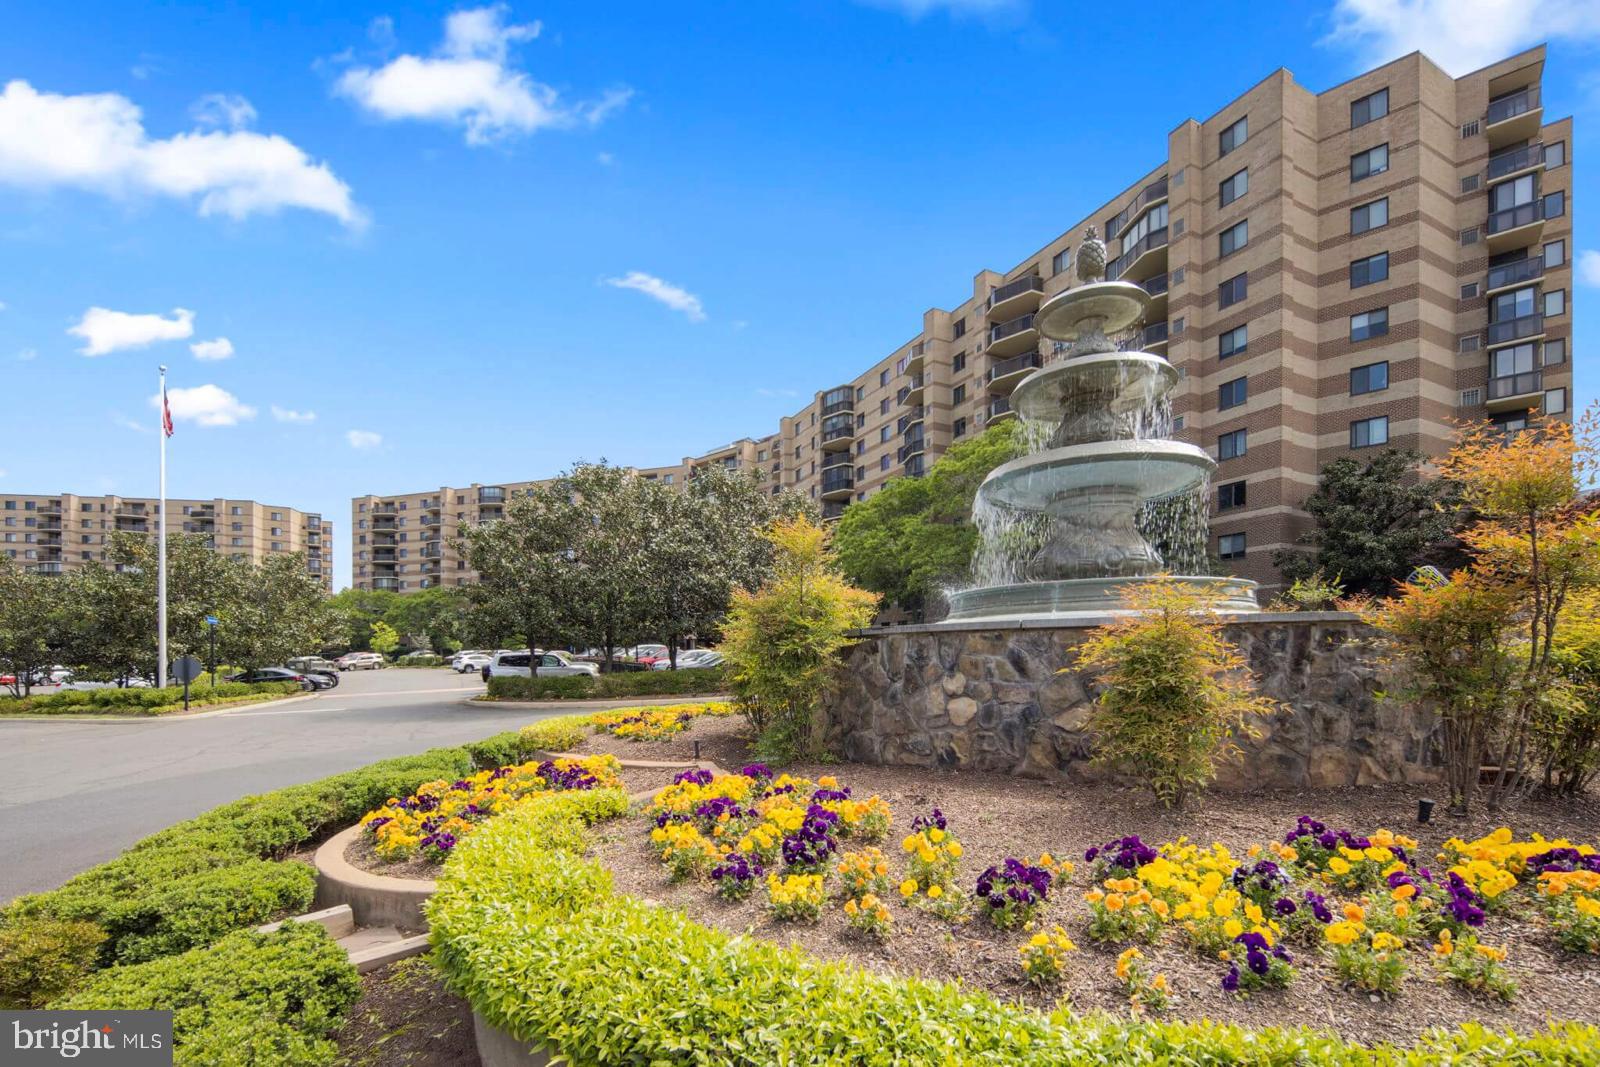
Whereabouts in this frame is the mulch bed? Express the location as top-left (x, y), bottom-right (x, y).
top-left (333, 956), bottom-right (476, 1067)
top-left (585, 715), bottom-right (1600, 1047)
top-left (565, 711), bottom-right (757, 770)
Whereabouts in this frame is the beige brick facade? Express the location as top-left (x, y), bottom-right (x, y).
top-left (357, 47), bottom-right (1571, 596)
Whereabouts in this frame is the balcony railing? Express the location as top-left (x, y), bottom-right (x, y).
top-left (988, 396), bottom-right (1013, 420)
top-left (821, 415), bottom-right (855, 443)
top-left (420, 544), bottom-right (442, 558)
top-left (1487, 200), bottom-right (1543, 235)
top-left (373, 504), bottom-right (397, 514)
top-left (896, 375), bottom-right (925, 406)
top-left (1486, 257), bottom-right (1543, 292)
top-left (1106, 227), bottom-right (1168, 281)
top-left (896, 407), bottom-right (925, 434)
top-left (821, 469), bottom-right (855, 494)
top-left (1141, 321), bottom-right (1170, 347)
top-left (1140, 272), bottom-right (1169, 298)
top-left (1108, 176), bottom-right (1169, 239)
top-left (989, 313), bottom-right (1036, 345)
top-left (987, 351), bottom-right (1041, 383)
top-left (29, 563), bottom-right (65, 575)
top-left (903, 455), bottom-right (927, 477)
top-left (1486, 142), bottom-right (1543, 182)
top-left (820, 394), bottom-right (855, 417)
top-left (821, 502), bottom-right (848, 521)
top-left (896, 438), bottom-right (926, 464)
top-left (372, 578), bottom-right (400, 592)
top-left (1486, 85), bottom-right (1540, 127)
top-left (987, 274), bottom-right (1043, 310)
top-left (1487, 313), bottom-right (1543, 346)
top-left (1487, 370), bottom-right (1542, 401)
top-left (477, 487), bottom-right (506, 504)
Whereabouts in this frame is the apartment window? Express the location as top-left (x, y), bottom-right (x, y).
top-left (1218, 533), bottom-right (1247, 560)
top-left (1350, 251), bottom-right (1389, 288)
top-left (1350, 307), bottom-right (1389, 341)
top-left (1218, 325), bottom-right (1248, 359)
top-left (952, 351), bottom-right (966, 373)
top-left (1543, 240), bottom-right (1565, 268)
top-left (1218, 273), bottom-right (1247, 309)
top-left (231, 506), bottom-right (242, 516)
top-left (1544, 388), bottom-right (1567, 416)
top-left (879, 370), bottom-right (888, 387)
top-left (1350, 416), bottom-right (1390, 449)
top-left (1491, 286), bottom-right (1536, 323)
top-left (952, 384), bottom-right (966, 404)
top-left (271, 541), bottom-right (283, 552)
top-left (1543, 141), bottom-right (1565, 168)
top-left (1491, 173), bottom-right (1536, 213)
top-left (855, 465), bottom-right (865, 481)
top-left (1543, 338), bottom-right (1566, 366)
top-left (1350, 87), bottom-right (1388, 128)
top-left (1219, 219), bottom-right (1248, 257)
top-left (880, 398), bottom-right (890, 415)
top-left (1219, 115), bottom-right (1247, 156)
top-left (1542, 190), bottom-right (1564, 218)
top-left (1173, 416), bottom-right (1185, 432)
top-left (880, 427), bottom-right (891, 443)
top-left (231, 522), bottom-right (242, 532)
top-left (856, 440), bottom-right (865, 455)
top-left (879, 455), bottom-right (890, 471)
top-left (1351, 143), bottom-right (1389, 181)
top-left (270, 527), bottom-right (282, 536)
top-left (1217, 481), bottom-right (1246, 511)
top-left (1350, 361), bottom-right (1389, 395)
top-left (231, 537), bottom-right (243, 547)
top-left (856, 413), bottom-right (866, 428)
top-left (953, 417), bottom-right (967, 438)
top-left (1461, 282), bottom-right (1480, 299)
top-left (1051, 247), bottom-right (1071, 275)
top-left (951, 318), bottom-right (966, 339)
top-left (1218, 429), bottom-right (1247, 461)
top-left (1218, 376), bottom-right (1248, 410)
top-left (1172, 317), bottom-right (1185, 335)
top-left (1219, 168), bottom-right (1248, 207)
top-left (1543, 290), bottom-right (1565, 317)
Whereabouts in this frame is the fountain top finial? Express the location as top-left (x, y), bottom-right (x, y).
top-left (1075, 226), bottom-right (1106, 285)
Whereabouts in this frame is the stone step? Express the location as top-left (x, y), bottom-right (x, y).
top-left (344, 930), bottom-right (432, 974)
top-left (256, 904), bottom-right (355, 939)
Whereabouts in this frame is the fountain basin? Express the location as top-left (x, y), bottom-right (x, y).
top-left (942, 575), bottom-right (1261, 622)
top-left (977, 439), bottom-right (1214, 513)
top-left (1034, 279), bottom-right (1147, 338)
top-left (1011, 351), bottom-right (1179, 423)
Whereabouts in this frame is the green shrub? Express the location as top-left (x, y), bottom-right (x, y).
top-left (54, 923), bottom-right (360, 1067)
top-left (0, 681), bottom-right (300, 716)
top-left (103, 860), bottom-right (315, 964)
top-left (484, 666), bottom-right (725, 702)
top-left (429, 790), bottom-right (1600, 1066)
top-left (519, 715), bottom-right (592, 753)
top-left (0, 917), bottom-right (107, 1007)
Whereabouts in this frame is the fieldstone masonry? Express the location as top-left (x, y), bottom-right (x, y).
top-left (821, 612), bottom-right (1443, 790)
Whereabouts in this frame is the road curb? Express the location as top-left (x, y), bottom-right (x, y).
top-left (458, 693), bottom-right (732, 711)
top-left (0, 691), bottom-right (321, 723)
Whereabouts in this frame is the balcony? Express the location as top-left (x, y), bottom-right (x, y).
top-left (1485, 370), bottom-right (1543, 412)
top-left (821, 413), bottom-right (856, 449)
top-left (821, 501), bottom-right (848, 521)
top-left (1486, 313), bottom-right (1543, 348)
top-left (373, 503), bottom-right (397, 515)
top-left (820, 450), bottom-right (852, 471)
top-left (37, 519), bottom-right (62, 531)
top-left (820, 390), bottom-right (855, 417)
top-left (1108, 176), bottom-right (1169, 240)
top-left (1139, 321), bottom-right (1170, 350)
top-left (1486, 142), bottom-right (1543, 183)
top-left (896, 432), bottom-right (926, 464)
top-left (987, 395), bottom-right (1015, 423)
top-left (372, 548), bottom-right (398, 562)
top-left (820, 468), bottom-right (855, 500)
top-left (902, 343), bottom-right (927, 376)
top-left (478, 487), bottom-right (506, 504)
top-left (986, 351), bottom-right (1042, 394)
top-left (372, 578), bottom-right (401, 592)
top-left (896, 374), bottom-right (926, 407)
top-left (1484, 85), bottom-right (1541, 147)
top-left (1486, 257), bottom-right (1543, 294)
top-left (987, 312), bottom-right (1039, 359)
top-left (29, 562), bottom-right (65, 575)
top-left (1485, 200), bottom-right (1544, 253)
top-left (1106, 226), bottom-right (1168, 284)
top-left (896, 407), bottom-right (925, 434)
top-left (986, 275), bottom-right (1044, 321)
top-left (903, 454), bottom-right (927, 478)
top-left (420, 543), bottom-right (443, 559)
top-left (38, 500), bottom-right (62, 513)
top-left (1140, 272), bottom-right (1169, 318)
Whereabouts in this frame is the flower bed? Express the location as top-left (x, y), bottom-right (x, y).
top-left (429, 780), bottom-right (1600, 1065)
top-left (588, 701), bottom-right (736, 742)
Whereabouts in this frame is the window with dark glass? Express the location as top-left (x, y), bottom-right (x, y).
top-left (1218, 429), bottom-right (1247, 460)
top-left (1217, 480), bottom-right (1247, 510)
top-left (1218, 533), bottom-right (1247, 560)
top-left (952, 384), bottom-right (966, 404)
top-left (1350, 416), bottom-right (1389, 449)
top-left (953, 351), bottom-right (966, 372)
top-left (1219, 116), bottom-right (1247, 156)
top-left (1542, 190), bottom-right (1564, 218)
top-left (1351, 87), bottom-right (1388, 128)
top-left (1218, 272), bottom-right (1247, 309)
top-left (1219, 168), bottom-right (1248, 206)
top-left (1350, 251), bottom-right (1389, 287)
top-left (953, 417), bottom-right (967, 438)
top-left (1350, 307), bottom-right (1389, 341)
top-left (1218, 324), bottom-right (1248, 359)
top-left (1219, 219), bottom-right (1248, 257)
top-left (1218, 376), bottom-right (1247, 410)
top-left (1350, 361), bottom-right (1389, 395)
top-left (1351, 143), bottom-right (1389, 181)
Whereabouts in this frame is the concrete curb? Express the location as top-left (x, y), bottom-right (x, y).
top-left (459, 693), bottom-right (732, 711)
top-left (313, 823), bottom-right (436, 930)
top-left (0, 691), bottom-right (320, 723)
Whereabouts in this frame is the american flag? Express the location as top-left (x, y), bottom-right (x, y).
top-left (162, 381), bottom-right (174, 437)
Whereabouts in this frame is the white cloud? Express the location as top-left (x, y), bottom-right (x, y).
top-left (189, 93), bottom-right (258, 130)
top-left (0, 80), bottom-right (360, 226)
top-left (858, 0), bottom-right (1024, 17)
top-left (151, 384), bottom-right (256, 427)
top-left (1322, 0), bottom-right (1600, 75)
top-left (70, 306), bottom-right (194, 356)
top-left (189, 336), bottom-right (234, 361)
top-left (1577, 250), bottom-right (1600, 288)
top-left (334, 5), bottom-right (631, 145)
top-left (113, 413), bottom-right (150, 434)
top-left (271, 405), bottom-right (316, 423)
top-left (596, 151), bottom-right (615, 166)
top-left (603, 271), bottom-right (706, 322)
top-left (17, 348), bottom-right (36, 361)
top-left (346, 429), bottom-right (383, 449)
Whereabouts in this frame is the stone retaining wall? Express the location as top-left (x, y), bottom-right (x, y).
top-left (821, 613), bottom-right (1441, 790)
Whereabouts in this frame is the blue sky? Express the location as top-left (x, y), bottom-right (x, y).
top-left (1, 0), bottom-right (1595, 589)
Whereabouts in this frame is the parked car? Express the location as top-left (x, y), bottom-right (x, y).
top-left (286, 657), bottom-right (340, 688)
top-left (336, 652), bottom-right (384, 671)
top-left (454, 652), bottom-right (492, 674)
top-left (398, 650), bottom-right (437, 663)
top-left (227, 667), bottom-right (320, 691)
top-left (488, 650), bottom-right (601, 679)
top-left (651, 649), bottom-right (724, 670)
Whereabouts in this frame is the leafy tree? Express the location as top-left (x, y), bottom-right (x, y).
top-left (1273, 449), bottom-right (1463, 596)
top-left (1073, 579), bottom-right (1280, 809)
top-left (720, 517), bottom-right (878, 759)
top-left (0, 561), bottom-right (74, 696)
top-left (1546, 588), bottom-right (1600, 798)
top-left (381, 587), bottom-right (466, 654)
top-left (834, 420), bottom-right (1022, 618)
top-left (369, 621), bottom-right (401, 659)
top-left (220, 553), bottom-right (339, 670)
top-left (326, 588), bottom-right (398, 653)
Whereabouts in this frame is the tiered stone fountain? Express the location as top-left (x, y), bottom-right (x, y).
top-left (944, 228), bottom-right (1259, 620)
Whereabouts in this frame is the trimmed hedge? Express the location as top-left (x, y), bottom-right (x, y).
top-left (54, 923), bottom-right (360, 1067)
top-left (484, 665), bottom-right (725, 702)
top-left (103, 859), bottom-right (315, 965)
top-left (0, 680), bottom-right (301, 716)
top-left (428, 792), bottom-right (1600, 1066)
top-left (0, 917), bottom-right (106, 1008)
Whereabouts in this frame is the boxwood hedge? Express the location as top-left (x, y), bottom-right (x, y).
top-left (428, 791), bottom-right (1600, 1066)
top-left (0, 680), bottom-right (301, 716)
top-left (484, 665), bottom-right (725, 701)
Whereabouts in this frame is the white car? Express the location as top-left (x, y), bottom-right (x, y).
top-left (651, 649), bottom-right (724, 670)
top-left (336, 652), bottom-right (384, 671)
top-left (488, 650), bottom-right (601, 679)
top-left (455, 653), bottom-right (492, 674)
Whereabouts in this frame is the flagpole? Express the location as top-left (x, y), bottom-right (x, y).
top-left (158, 364), bottom-right (169, 689)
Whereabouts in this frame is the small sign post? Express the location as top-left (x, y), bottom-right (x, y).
top-left (205, 615), bottom-right (219, 688)
top-left (172, 655), bottom-right (204, 712)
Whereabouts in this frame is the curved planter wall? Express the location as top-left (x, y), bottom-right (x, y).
top-left (822, 612), bottom-right (1443, 790)
top-left (313, 824), bottom-right (436, 930)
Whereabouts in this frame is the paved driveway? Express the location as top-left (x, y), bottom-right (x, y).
top-left (0, 668), bottom-right (595, 901)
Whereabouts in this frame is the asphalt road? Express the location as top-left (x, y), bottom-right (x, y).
top-left (0, 668), bottom-right (591, 902)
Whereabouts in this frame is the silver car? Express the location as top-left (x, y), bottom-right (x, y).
top-left (488, 650), bottom-right (600, 679)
